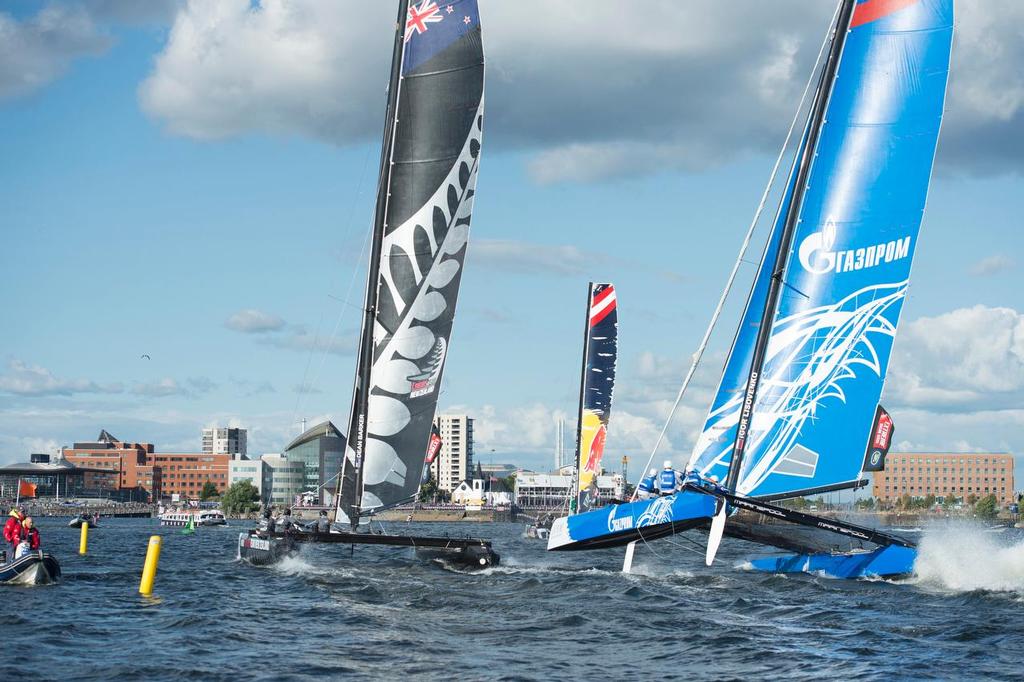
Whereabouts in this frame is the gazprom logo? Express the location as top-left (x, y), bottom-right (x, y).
top-left (798, 221), bottom-right (911, 275)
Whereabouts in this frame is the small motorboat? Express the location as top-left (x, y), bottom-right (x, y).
top-left (1, 551), bottom-right (62, 586)
top-left (67, 514), bottom-right (99, 528)
top-left (525, 524), bottom-right (550, 540)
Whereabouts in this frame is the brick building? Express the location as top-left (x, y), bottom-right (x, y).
top-left (62, 430), bottom-right (160, 500)
top-left (871, 452), bottom-right (1016, 505)
top-left (62, 429), bottom-right (230, 502)
top-left (149, 452), bottom-right (230, 500)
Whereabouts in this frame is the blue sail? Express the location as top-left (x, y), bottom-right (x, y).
top-left (691, 0), bottom-right (953, 499)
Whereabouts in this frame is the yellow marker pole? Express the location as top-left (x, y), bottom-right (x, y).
top-left (79, 522), bottom-right (89, 555)
top-left (139, 535), bottom-right (162, 596)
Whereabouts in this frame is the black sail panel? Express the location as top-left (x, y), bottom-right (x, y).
top-left (341, 1), bottom-right (484, 520)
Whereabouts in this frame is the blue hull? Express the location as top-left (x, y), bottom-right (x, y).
top-left (547, 490), bottom-right (717, 551)
top-left (747, 545), bottom-right (916, 579)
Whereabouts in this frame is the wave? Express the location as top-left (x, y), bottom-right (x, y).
top-left (914, 524), bottom-right (1024, 594)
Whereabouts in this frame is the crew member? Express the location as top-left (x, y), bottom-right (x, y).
top-left (278, 508), bottom-right (295, 532)
top-left (683, 468), bottom-right (702, 488)
top-left (4, 506), bottom-right (26, 558)
top-left (707, 474), bottom-right (726, 495)
top-left (261, 508), bottom-right (276, 534)
top-left (14, 517), bottom-right (40, 559)
top-left (659, 461), bottom-right (680, 496)
top-left (315, 510), bottom-right (330, 534)
top-left (636, 469), bottom-right (658, 500)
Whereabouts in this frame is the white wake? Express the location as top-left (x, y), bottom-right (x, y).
top-left (914, 524), bottom-right (1024, 593)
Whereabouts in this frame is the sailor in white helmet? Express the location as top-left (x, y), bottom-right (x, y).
top-left (636, 469), bottom-right (658, 500)
top-left (658, 460), bottom-right (680, 496)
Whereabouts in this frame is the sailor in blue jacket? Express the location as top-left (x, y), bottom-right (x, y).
top-left (683, 467), bottom-right (703, 488)
top-left (659, 461), bottom-right (680, 496)
top-left (637, 469), bottom-right (658, 500)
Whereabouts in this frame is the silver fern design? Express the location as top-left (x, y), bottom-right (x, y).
top-left (358, 102), bottom-right (484, 511)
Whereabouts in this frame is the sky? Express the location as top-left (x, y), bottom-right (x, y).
top-left (1, 0), bottom-right (1022, 486)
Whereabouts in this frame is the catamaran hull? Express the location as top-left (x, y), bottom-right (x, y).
top-left (237, 532), bottom-right (298, 567)
top-left (747, 545), bottom-right (916, 579)
top-left (547, 490), bottom-right (717, 551)
top-left (1, 552), bottom-right (62, 586)
top-left (237, 530), bottom-right (499, 570)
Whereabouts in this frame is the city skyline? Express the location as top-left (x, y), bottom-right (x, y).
top-left (2, 1), bottom-right (1022, 483)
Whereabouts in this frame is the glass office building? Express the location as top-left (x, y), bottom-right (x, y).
top-left (282, 421), bottom-right (345, 506)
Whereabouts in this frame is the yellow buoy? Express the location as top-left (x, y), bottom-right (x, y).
top-left (79, 522), bottom-right (89, 555)
top-left (139, 535), bottom-right (162, 596)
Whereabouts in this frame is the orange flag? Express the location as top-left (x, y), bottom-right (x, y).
top-left (18, 480), bottom-right (37, 498)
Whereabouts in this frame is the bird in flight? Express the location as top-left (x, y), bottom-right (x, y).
top-left (141, 354), bottom-right (151, 360)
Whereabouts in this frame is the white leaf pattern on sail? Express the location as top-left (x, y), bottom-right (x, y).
top-left (362, 438), bottom-right (407, 486)
top-left (692, 281), bottom-right (907, 496)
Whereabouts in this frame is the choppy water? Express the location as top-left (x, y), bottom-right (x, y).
top-left (3, 517), bottom-right (1023, 681)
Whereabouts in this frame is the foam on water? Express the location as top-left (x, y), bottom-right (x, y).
top-left (914, 524), bottom-right (1024, 593)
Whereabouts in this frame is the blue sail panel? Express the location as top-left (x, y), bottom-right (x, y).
top-left (736, 0), bottom-right (953, 497)
top-left (687, 136), bottom-right (802, 480)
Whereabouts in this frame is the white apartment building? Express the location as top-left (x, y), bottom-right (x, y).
top-left (227, 455), bottom-right (264, 496)
top-left (430, 414), bottom-right (473, 492)
top-left (202, 426), bottom-right (247, 456)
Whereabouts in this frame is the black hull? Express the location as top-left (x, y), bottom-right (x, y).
top-left (1, 552), bottom-right (61, 585)
top-left (237, 529), bottom-right (499, 570)
top-left (68, 518), bottom-right (98, 528)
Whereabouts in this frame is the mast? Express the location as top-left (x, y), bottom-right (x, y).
top-left (571, 282), bottom-right (595, 510)
top-left (337, 0), bottom-right (411, 528)
top-left (724, 0), bottom-right (856, 494)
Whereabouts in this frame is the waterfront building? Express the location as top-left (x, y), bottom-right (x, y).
top-left (514, 471), bottom-right (624, 508)
top-left (202, 426), bottom-right (247, 456)
top-left (479, 463), bottom-right (517, 480)
top-left (150, 452), bottom-right (230, 500)
top-left (871, 452), bottom-right (1016, 505)
top-left (63, 430), bottom-right (159, 500)
top-left (260, 454), bottom-right (305, 506)
top-left (0, 460), bottom-right (107, 499)
top-left (430, 414), bottom-right (473, 493)
top-left (282, 421), bottom-right (345, 505)
top-left (227, 455), bottom-right (264, 496)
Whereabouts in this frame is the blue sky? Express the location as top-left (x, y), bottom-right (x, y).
top-left (1, 1), bottom-right (1022, 487)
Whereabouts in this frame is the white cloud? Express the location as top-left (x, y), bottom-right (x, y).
top-left (136, 1), bottom-right (1024, 181)
top-left (886, 305), bottom-right (1024, 411)
top-left (471, 239), bottom-right (599, 276)
top-left (261, 328), bottom-right (354, 356)
top-left (131, 376), bottom-right (217, 398)
top-left (225, 308), bottom-right (286, 333)
top-left (0, 360), bottom-right (123, 397)
top-left (969, 254), bottom-right (1016, 277)
top-left (0, 5), bottom-right (111, 100)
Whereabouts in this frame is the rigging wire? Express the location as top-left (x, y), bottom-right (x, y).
top-left (630, 2), bottom-right (841, 499)
top-left (291, 145), bottom-right (374, 431)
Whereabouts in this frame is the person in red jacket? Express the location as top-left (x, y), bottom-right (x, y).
top-left (13, 517), bottom-right (40, 559)
top-left (4, 507), bottom-right (26, 559)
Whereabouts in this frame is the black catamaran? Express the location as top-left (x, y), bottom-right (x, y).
top-left (239, 0), bottom-right (497, 570)
top-left (546, 0), bottom-right (953, 579)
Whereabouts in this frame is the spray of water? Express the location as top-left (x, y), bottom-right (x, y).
top-left (914, 523), bottom-right (1024, 593)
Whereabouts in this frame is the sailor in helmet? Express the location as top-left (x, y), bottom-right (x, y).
top-left (683, 466), bottom-right (702, 489)
top-left (636, 469), bottom-right (658, 500)
top-left (707, 474), bottom-right (726, 495)
top-left (659, 460), bottom-right (680, 496)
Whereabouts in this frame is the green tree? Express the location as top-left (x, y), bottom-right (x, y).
top-left (199, 480), bottom-right (219, 501)
top-left (419, 473), bottom-right (439, 503)
top-left (975, 494), bottom-right (998, 519)
top-left (922, 494), bottom-right (936, 510)
top-left (221, 480), bottom-right (261, 514)
top-left (967, 493), bottom-right (978, 506)
top-left (898, 493), bottom-right (912, 510)
top-left (942, 494), bottom-right (957, 510)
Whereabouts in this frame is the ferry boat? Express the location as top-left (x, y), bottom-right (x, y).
top-left (159, 510), bottom-right (227, 527)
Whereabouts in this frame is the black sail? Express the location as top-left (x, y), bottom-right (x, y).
top-left (338, 0), bottom-right (484, 524)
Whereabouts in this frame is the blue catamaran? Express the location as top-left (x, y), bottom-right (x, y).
top-left (547, 0), bottom-right (953, 580)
